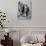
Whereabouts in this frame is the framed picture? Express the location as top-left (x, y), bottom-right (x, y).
top-left (17, 0), bottom-right (32, 20)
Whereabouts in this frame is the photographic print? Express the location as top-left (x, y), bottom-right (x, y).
top-left (17, 0), bottom-right (32, 20)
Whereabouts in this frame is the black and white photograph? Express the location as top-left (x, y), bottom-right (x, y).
top-left (17, 0), bottom-right (32, 20)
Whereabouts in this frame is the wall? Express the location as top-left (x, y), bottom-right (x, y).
top-left (0, 0), bottom-right (46, 27)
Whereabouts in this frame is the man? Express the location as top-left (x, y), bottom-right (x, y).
top-left (18, 1), bottom-right (25, 16)
top-left (26, 5), bottom-right (29, 17)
